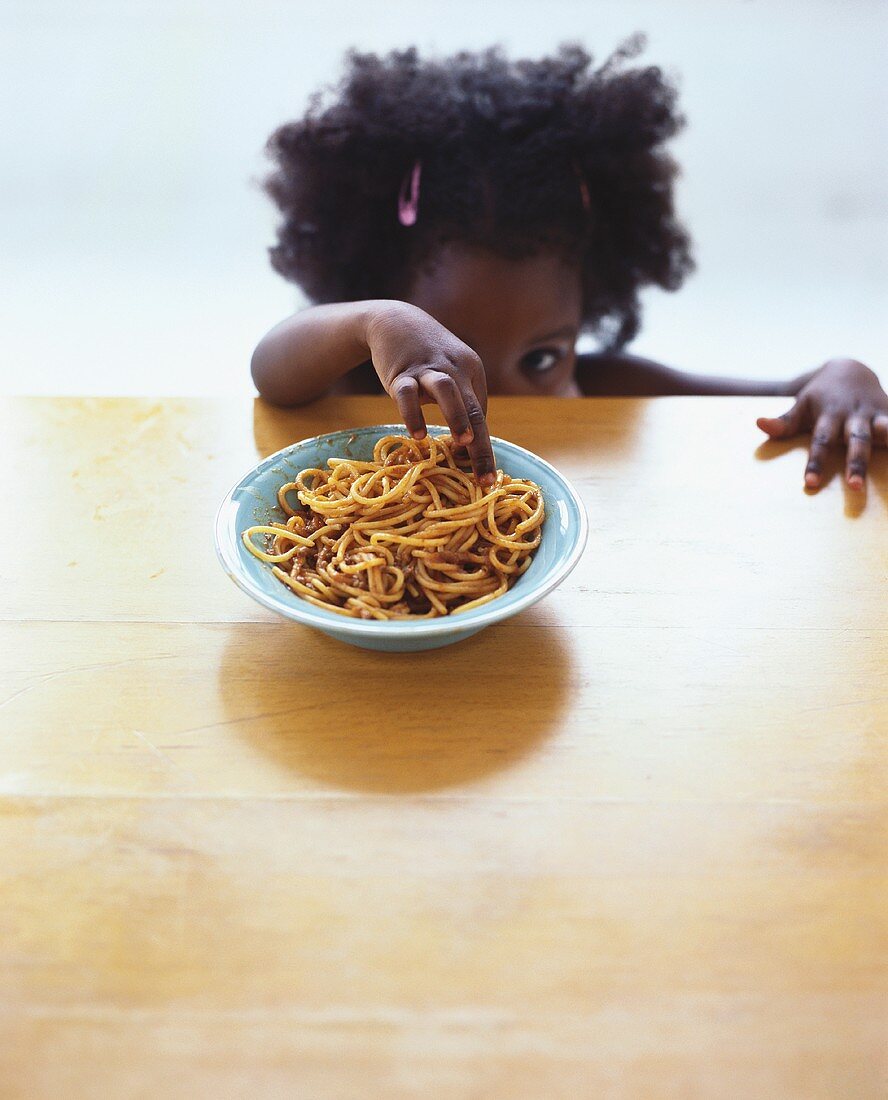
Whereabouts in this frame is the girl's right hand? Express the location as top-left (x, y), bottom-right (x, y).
top-left (364, 301), bottom-right (495, 486)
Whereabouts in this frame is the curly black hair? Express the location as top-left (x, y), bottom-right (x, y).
top-left (262, 37), bottom-right (693, 349)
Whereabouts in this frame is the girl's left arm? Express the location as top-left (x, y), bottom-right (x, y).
top-left (577, 353), bottom-right (888, 491)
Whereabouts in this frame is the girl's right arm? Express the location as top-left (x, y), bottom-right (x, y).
top-left (251, 300), bottom-right (496, 485)
top-left (251, 301), bottom-right (382, 405)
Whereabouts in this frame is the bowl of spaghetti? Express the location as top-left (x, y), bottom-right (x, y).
top-left (214, 425), bottom-right (587, 651)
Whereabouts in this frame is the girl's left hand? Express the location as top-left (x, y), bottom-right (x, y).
top-left (757, 358), bottom-right (888, 490)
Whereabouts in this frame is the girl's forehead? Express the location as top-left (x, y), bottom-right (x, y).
top-left (407, 243), bottom-right (582, 339)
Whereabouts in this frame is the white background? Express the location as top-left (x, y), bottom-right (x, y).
top-left (1, 0), bottom-right (886, 395)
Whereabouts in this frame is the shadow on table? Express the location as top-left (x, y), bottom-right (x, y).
top-left (217, 608), bottom-right (573, 794)
top-left (252, 395), bottom-right (646, 462)
top-left (754, 438), bottom-right (888, 518)
top-left (252, 396), bottom-right (365, 459)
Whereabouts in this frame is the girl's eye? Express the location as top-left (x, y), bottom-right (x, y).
top-left (521, 348), bottom-right (562, 374)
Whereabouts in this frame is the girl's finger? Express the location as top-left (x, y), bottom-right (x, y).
top-left (469, 355), bottom-right (489, 415)
top-left (457, 383), bottom-right (496, 487)
top-left (873, 414), bottom-right (888, 447)
top-left (390, 375), bottom-right (427, 439)
top-left (757, 398), bottom-right (804, 438)
top-left (844, 415), bottom-right (872, 491)
top-left (805, 411), bottom-right (841, 489)
top-left (418, 369), bottom-right (472, 443)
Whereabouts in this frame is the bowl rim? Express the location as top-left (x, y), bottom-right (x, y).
top-left (214, 424), bottom-right (588, 635)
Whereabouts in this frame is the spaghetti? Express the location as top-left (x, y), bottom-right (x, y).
top-left (242, 433), bottom-right (544, 619)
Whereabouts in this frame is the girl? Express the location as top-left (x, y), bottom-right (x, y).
top-left (251, 41), bottom-right (887, 490)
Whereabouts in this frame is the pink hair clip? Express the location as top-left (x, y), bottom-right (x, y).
top-left (398, 160), bottom-right (422, 226)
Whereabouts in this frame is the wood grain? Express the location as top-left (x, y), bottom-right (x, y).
top-left (1, 396), bottom-right (885, 1098)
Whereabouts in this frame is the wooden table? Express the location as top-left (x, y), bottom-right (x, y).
top-left (1, 396), bottom-right (885, 1098)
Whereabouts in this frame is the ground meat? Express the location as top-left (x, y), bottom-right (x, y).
top-left (302, 510), bottom-right (326, 535)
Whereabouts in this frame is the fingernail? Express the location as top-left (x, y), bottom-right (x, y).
top-left (848, 475), bottom-right (864, 490)
top-left (412, 429), bottom-right (426, 440)
top-left (804, 473), bottom-right (819, 488)
top-left (457, 430), bottom-right (473, 445)
top-left (479, 472), bottom-right (495, 487)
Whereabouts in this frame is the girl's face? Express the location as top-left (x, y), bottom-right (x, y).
top-left (406, 244), bottom-right (584, 396)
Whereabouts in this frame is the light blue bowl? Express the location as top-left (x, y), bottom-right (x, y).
top-left (214, 425), bottom-right (587, 651)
